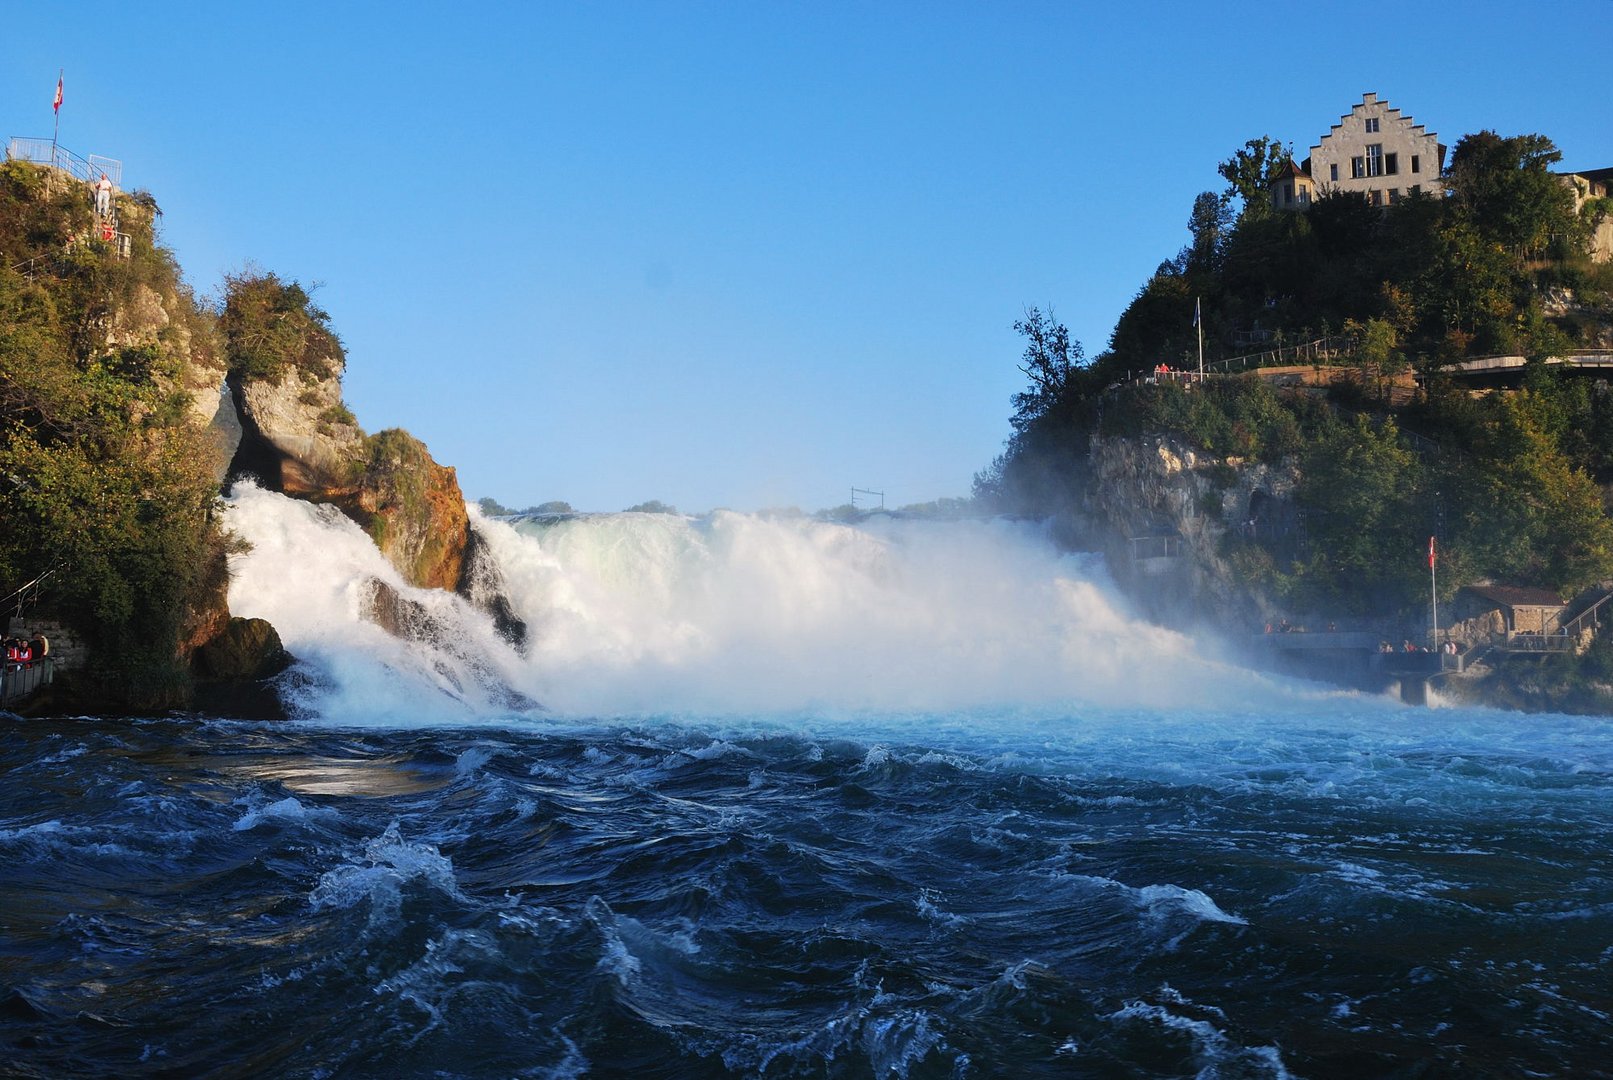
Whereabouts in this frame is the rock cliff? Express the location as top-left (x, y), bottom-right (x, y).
top-left (1, 162), bottom-right (494, 714)
top-left (1085, 433), bottom-right (1301, 629)
top-left (229, 360), bottom-right (365, 497)
top-left (223, 306), bottom-right (470, 593)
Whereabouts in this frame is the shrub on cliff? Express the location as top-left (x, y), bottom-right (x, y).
top-left (220, 271), bottom-right (343, 383)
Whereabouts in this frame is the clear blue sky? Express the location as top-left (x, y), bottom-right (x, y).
top-left (6, 2), bottom-right (1611, 513)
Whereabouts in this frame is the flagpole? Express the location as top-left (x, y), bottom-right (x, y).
top-left (1429, 536), bottom-right (1439, 651)
top-left (51, 70), bottom-right (61, 164)
top-left (1195, 297), bottom-right (1204, 379)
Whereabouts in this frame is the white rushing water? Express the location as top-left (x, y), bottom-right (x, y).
top-left (223, 483), bottom-right (1333, 724)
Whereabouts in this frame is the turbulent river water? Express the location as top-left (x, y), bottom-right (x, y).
top-left (3, 487), bottom-right (1610, 1078)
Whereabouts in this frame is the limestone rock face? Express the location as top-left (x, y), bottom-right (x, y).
top-left (228, 357), bottom-right (469, 591)
top-left (342, 430), bottom-right (470, 592)
top-left (230, 363), bottom-right (365, 497)
top-left (98, 255), bottom-right (235, 482)
top-left (1087, 433), bottom-right (1302, 628)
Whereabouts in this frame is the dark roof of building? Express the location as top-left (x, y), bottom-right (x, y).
top-left (1459, 584), bottom-right (1565, 609)
top-left (1266, 159), bottom-right (1311, 186)
top-left (1568, 166), bottom-right (1613, 184)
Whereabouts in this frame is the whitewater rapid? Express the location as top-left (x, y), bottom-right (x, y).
top-left (222, 484), bottom-right (1317, 724)
top-left (8, 487), bottom-right (1609, 1078)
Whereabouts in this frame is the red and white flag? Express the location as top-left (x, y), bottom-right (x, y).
top-left (53, 75), bottom-right (63, 113)
top-left (1428, 536), bottom-right (1437, 569)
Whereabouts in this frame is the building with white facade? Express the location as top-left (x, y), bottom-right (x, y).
top-left (1269, 92), bottom-right (1445, 211)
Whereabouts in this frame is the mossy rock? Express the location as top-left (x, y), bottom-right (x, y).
top-left (194, 617), bottom-right (291, 681)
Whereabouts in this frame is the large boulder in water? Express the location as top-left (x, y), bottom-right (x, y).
top-left (194, 617), bottom-right (292, 681)
top-left (191, 617), bottom-right (294, 720)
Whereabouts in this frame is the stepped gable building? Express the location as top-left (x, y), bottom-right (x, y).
top-left (1269, 92), bottom-right (1445, 211)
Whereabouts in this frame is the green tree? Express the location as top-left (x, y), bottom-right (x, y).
top-left (1009, 307), bottom-right (1081, 434)
top-left (1182, 191), bottom-right (1233, 274)
top-left (1217, 136), bottom-right (1293, 221)
top-left (1342, 317), bottom-right (1407, 402)
top-left (219, 270), bottom-right (343, 383)
top-left (1295, 416), bottom-right (1427, 612)
top-left (1444, 131), bottom-right (1581, 262)
top-left (1454, 392), bottom-right (1613, 591)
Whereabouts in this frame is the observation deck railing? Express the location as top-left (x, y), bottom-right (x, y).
top-left (0, 658), bottom-right (54, 707)
top-left (6, 138), bottom-right (122, 186)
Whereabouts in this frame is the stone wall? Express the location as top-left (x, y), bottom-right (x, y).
top-left (6, 617), bottom-right (88, 672)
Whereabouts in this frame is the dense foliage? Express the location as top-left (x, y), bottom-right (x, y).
top-left (0, 161), bottom-right (224, 706)
top-left (979, 125), bottom-right (1613, 618)
top-left (219, 270), bottom-right (343, 383)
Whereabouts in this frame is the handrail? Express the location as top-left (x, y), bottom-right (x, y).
top-left (1502, 632), bottom-right (1576, 653)
top-left (1115, 335), bottom-right (1362, 391)
top-left (1554, 588), bottom-right (1613, 639)
top-left (1202, 335), bottom-right (1361, 376)
top-left (6, 137), bottom-right (122, 186)
top-left (7, 254), bottom-right (49, 280)
top-left (0, 656), bottom-right (54, 708)
top-left (2, 566), bottom-right (58, 620)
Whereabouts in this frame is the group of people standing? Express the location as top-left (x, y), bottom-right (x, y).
top-left (3, 635), bottom-right (48, 669)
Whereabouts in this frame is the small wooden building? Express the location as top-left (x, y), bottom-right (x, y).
top-left (1453, 585), bottom-right (1566, 635)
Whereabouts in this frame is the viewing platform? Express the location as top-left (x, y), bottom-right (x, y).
top-left (5, 137), bottom-right (121, 186)
top-left (1, 658), bottom-right (54, 710)
top-left (5, 137), bottom-right (132, 257)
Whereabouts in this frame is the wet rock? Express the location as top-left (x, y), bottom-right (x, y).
top-left (458, 524), bottom-right (528, 649)
top-left (194, 617), bottom-right (291, 681)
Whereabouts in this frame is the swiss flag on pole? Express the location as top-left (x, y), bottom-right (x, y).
top-left (53, 75), bottom-right (63, 113)
top-left (1429, 536), bottom-right (1437, 569)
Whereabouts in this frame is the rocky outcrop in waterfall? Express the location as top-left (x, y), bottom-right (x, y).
top-left (229, 359), bottom-right (365, 498)
top-left (458, 524), bottom-right (528, 649)
top-left (340, 429), bottom-right (470, 592)
top-left (222, 277), bottom-right (472, 593)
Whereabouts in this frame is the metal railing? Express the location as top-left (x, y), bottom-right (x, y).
top-left (6, 138), bottom-right (122, 186)
top-left (1550, 588), bottom-right (1613, 640)
top-left (1129, 534), bottom-right (1183, 560)
top-left (1501, 632), bottom-right (1576, 654)
top-left (1202, 335), bottom-right (1360, 377)
top-left (1116, 336), bottom-right (1362, 390)
top-left (0, 657), bottom-right (54, 707)
top-left (7, 255), bottom-right (50, 281)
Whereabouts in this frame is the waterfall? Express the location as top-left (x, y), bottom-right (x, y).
top-left (223, 483), bottom-right (1302, 724)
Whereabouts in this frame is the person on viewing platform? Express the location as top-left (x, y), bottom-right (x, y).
top-left (4, 638), bottom-right (32, 667)
top-left (94, 173), bottom-right (112, 217)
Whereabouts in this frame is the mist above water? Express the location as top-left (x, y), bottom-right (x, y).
top-left (223, 485), bottom-right (1309, 724)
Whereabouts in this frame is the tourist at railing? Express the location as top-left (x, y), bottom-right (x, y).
top-left (4, 637), bottom-right (35, 670)
top-left (2, 636), bottom-right (47, 669)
